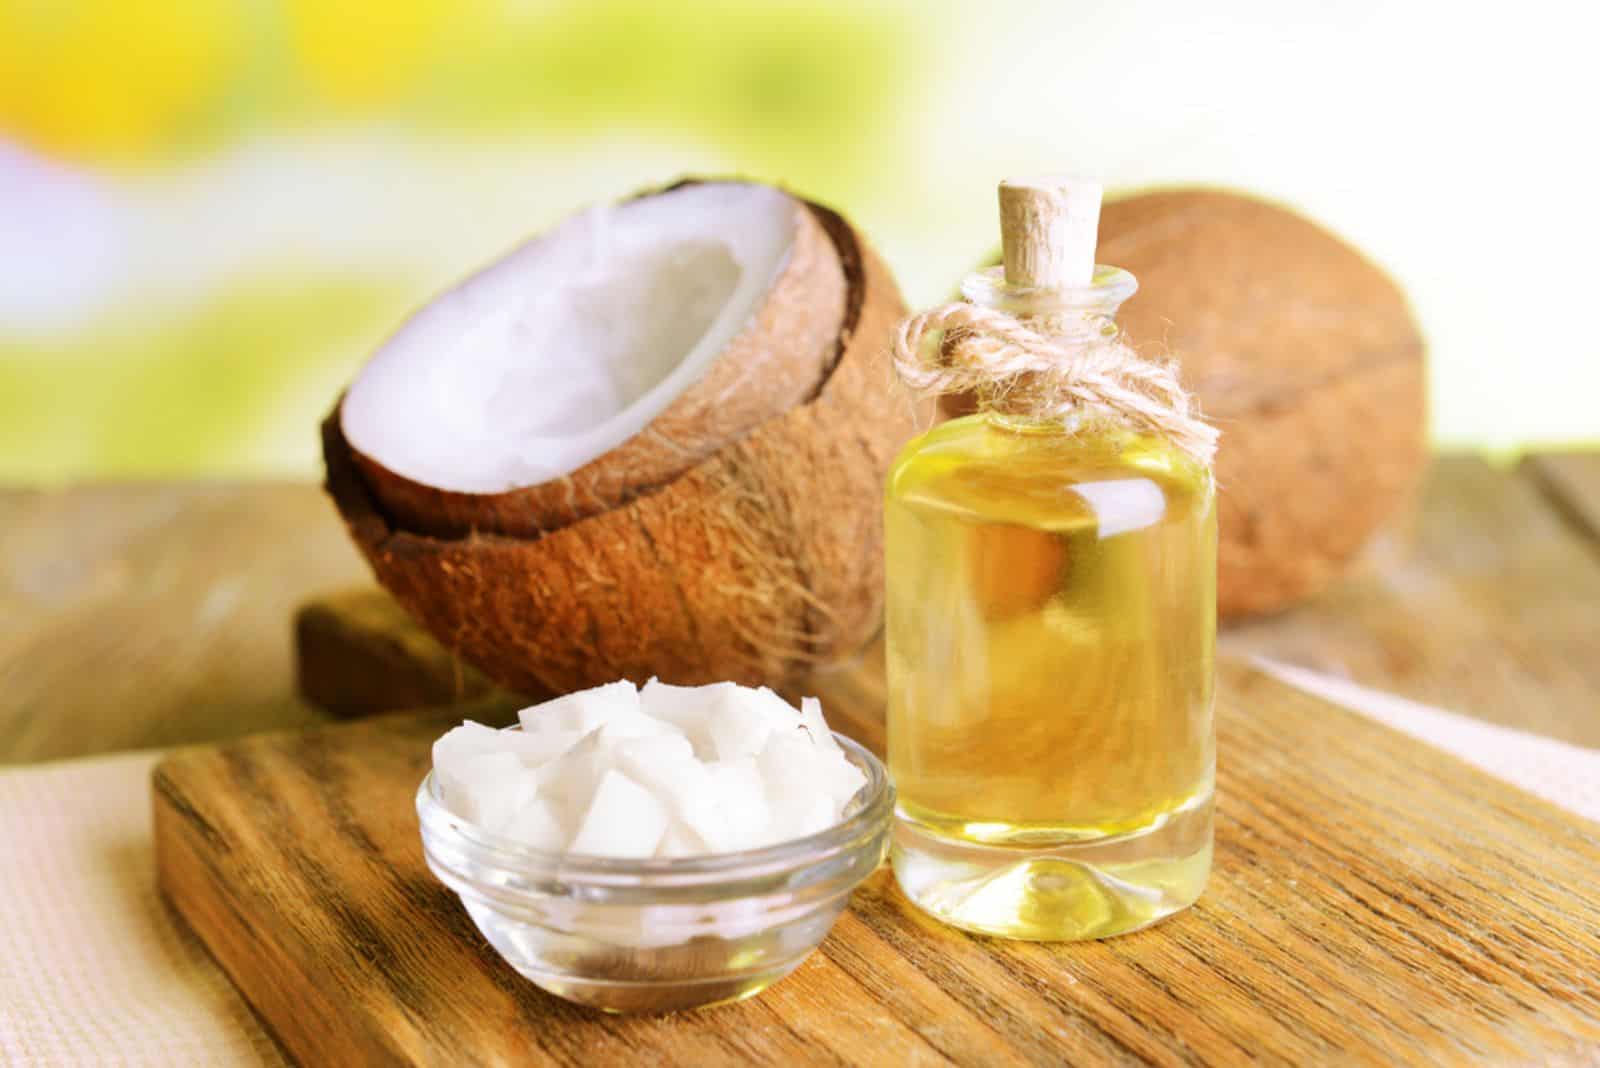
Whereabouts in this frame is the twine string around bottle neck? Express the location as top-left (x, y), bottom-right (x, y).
top-left (891, 300), bottom-right (1219, 468)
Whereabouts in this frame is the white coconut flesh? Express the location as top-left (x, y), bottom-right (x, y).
top-left (341, 182), bottom-right (800, 494)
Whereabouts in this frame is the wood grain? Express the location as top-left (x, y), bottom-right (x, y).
top-left (295, 587), bottom-right (496, 718)
top-left (0, 483), bottom-right (366, 763)
top-left (1526, 451), bottom-right (1600, 553)
top-left (154, 659), bottom-right (1600, 1067)
top-left (290, 455), bottom-right (1600, 747)
top-left (1222, 454), bottom-right (1600, 747)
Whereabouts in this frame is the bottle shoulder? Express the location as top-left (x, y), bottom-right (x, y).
top-left (887, 413), bottom-right (1214, 531)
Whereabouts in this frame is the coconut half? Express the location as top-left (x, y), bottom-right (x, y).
top-left (325, 181), bottom-right (916, 695)
top-left (343, 181), bottom-right (847, 536)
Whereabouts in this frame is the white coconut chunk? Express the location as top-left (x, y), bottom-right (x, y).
top-left (704, 687), bottom-right (780, 762)
top-left (518, 679), bottom-right (639, 734)
top-left (431, 723), bottom-right (504, 790)
top-left (658, 823), bottom-right (710, 858)
top-left (748, 686), bottom-right (803, 723)
top-left (770, 792), bottom-right (839, 842)
top-left (441, 751), bottom-right (538, 829)
top-left (498, 799), bottom-right (567, 851)
top-left (754, 735), bottom-right (824, 819)
top-left (637, 677), bottom-right (695, 713)
top-left (341, 183), bottom-right (798, 494)
top-left (504, 728), bottom-right (586, 768)
top-left (678, 786), bottom-right (740, 854)
top-left (433, 721), bottom-right (504, 760)
top-left (438, 720), bottom-right (580, 766)
top-left (534, 728), bottom-right (610, 822)
top-left (813, 750), bottom-right (868, 811)
top-left (799, 696), bottom-right (841, 752)
top-left (435, 719), bottom-right (576, 767)
top-left (615, 731), bottom-right (696, 768)
top-left (756, 731), bottom-right (824, 799)
top-left (613, 734), bottom-right (705, 817)
top-left (759, 729), bottom-right (865, 815)
top-left (570, 770), bottom-right (669, 858)
top-left (705, 758), bottom-right (772, 849)
top-left (596, 712), bottom-right (680, 748)
top-left (701, 684), bottom-right (806, 762)
top-left (709, 897), bottom-right (773, 942)
top-left (639, 678), bottom-right (737, 758)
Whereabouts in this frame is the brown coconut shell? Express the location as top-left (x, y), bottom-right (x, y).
top-left (353, 187), bottom-right (847, 538)
top-left (1096, 189), bottom-right (1427, 619)
top-left (325, 196), bottom-right (917, 695)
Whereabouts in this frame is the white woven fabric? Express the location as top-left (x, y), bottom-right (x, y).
top-left (0, 751), bottom-right (287, 1067)
top-left (1254, 659), bottom-right (1600, 824)
top-left (1, 672), bottom-right (1595, 1065)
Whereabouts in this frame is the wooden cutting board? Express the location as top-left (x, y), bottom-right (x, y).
top-left (154, 659), bottom-right (1600, 1066)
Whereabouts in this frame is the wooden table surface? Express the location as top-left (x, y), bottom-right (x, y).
top-left (153, 663), bottom-right (1600, 1066)
top-left (3, 452), bottom-right (1597, 766)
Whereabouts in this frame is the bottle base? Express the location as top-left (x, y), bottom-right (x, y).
top-left (890, 795), bottom-right (1212, 941)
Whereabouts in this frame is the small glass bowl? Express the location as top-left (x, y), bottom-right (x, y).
top-left (417, 731), bottom-right (892, 1014)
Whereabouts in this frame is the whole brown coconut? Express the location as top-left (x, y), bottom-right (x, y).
top-left (1097, 189), bottom-right (1427, 618)
top-left (325, 184), bottom-right (917, 696)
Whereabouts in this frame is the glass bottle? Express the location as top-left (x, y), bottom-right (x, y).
top-left (885, 179), bottom-right (1216, 940)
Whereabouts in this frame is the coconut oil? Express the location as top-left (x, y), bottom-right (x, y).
top-left (886, 180), bottom-right (1215, 940)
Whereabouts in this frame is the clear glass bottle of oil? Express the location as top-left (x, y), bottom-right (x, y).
top-left (886, 224), bottom-right (1216, 940)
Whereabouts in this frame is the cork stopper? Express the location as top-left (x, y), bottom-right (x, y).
top-left (998, 175), bottom-right (1103, 289)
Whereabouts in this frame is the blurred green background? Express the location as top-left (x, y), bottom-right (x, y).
top-left (1, 0), bottom-right (1594, 481)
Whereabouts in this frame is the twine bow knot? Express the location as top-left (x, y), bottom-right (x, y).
top-left (891, 302), bottom-right (1219, 468)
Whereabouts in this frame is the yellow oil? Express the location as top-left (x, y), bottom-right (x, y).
top-left (885, 412), bottom-right (1216, 940)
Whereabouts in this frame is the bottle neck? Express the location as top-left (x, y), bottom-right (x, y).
top-left (956, 264), bottom-right (1139, 434)
top-left (960, 264), bottom-right (1137, 347)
